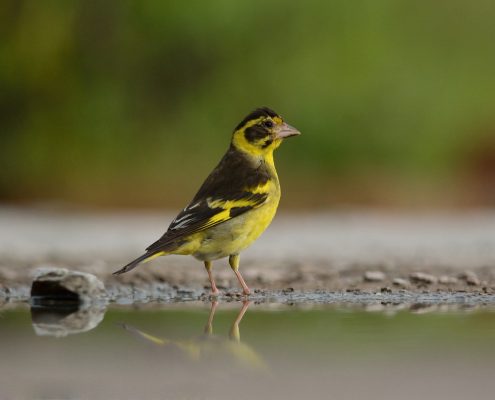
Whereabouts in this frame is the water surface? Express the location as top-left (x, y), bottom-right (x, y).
top-left (1, 302), bottom-right (495, 400)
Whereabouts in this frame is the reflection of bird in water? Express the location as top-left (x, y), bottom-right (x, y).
top-left (120, 301), bottom-right (266, 371)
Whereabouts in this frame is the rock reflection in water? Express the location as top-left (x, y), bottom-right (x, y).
top-left (30, 303), bottom-right (106, 337)
top-left (120, 301), bottom-right (266, 370)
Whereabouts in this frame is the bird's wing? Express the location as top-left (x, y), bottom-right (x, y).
top-left (145, 190), bottom-right (268, 253)
top-left (145, 148), bottom-right (273, 253)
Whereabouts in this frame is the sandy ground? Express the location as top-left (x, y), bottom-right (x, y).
top-left (1, 206), bottom-right (495, 301)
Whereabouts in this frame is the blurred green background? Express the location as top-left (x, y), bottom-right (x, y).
top-left (1, 0), bottom-right (495, 209)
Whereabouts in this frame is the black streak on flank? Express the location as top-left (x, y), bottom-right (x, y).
top-left (230, 206), bottom-right (252, 218)
top-left (245, 125), bottom-right (269, 143)
top-left (234, 106), bottom-right (280, 131)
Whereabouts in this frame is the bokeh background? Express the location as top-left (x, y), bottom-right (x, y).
top-left (1, 0), bottom-right (495, 210)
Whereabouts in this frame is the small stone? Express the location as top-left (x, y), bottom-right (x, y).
top-left (458, 271), bottom-right (480, 286)
top-left (439, 276), bottom-right (458, 285)
top-left (364, 271), bottom-right (386, 282)
top-left (410, 272), bottom-right (438, 285)
top-left (392, 278), bottom-right (410, 288)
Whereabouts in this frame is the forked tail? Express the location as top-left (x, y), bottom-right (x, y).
top-left (112, 251), bottom-right (165, 275)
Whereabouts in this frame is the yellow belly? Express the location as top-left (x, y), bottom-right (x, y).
top-left (171, 182), bottom-right (280, 261)
top-left (192, 195), bottom-right (279, 261)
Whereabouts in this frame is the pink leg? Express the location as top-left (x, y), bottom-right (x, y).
top-left (204, 261), bottom-right (220, 296)
top-left (229, 254), bottom-right (251, 295)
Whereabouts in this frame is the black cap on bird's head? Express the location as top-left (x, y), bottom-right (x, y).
top-left (232, 106), bottom-right (301, 154)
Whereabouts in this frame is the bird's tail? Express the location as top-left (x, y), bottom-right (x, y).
top-left (112, 251), bottom-right (166, 275)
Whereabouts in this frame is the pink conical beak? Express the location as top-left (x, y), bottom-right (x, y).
top-left (275, 122), bottom-right (301, 139)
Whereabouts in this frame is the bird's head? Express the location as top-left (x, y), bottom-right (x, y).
top-left (231, 107), bottom-right (300, 156)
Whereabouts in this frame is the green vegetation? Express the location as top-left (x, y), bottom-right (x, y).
top-left (1, 1), bottom-right (495, 207)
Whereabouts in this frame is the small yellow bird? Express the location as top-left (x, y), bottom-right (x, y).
top-left (114, 107), bottom-right (300, 295)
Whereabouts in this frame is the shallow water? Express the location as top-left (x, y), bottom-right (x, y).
top-left (1, 302), bottom-right (495, 400)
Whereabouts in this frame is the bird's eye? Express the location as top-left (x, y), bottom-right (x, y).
top-left (262, 120), bottom-right (274, 128)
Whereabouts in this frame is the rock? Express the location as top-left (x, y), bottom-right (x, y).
top-left (31, 268), bottom-right (106, 305)
top-left (392, 278), bottom-right (410, 288)
top-left (364, 271), bottom-right (386, 282)
top-left (439, 275), bottom-right (458, 285)
top-left (458, 271), bottom-right (480, 286)
top-left (410, 272), bottom-right (438, 285)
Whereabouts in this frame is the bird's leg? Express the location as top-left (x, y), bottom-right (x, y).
top-left (204, 300), bottom-right (218, 335)
top-left (229, 254), bottom-right (251, 295)
top-left (229, 300), bottom-right (250, 342)
top-left (204, 261), bottom-right (220, 296)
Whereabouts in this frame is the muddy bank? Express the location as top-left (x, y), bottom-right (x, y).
top-left (2, 260), bottom-right (495, 302)
top-left (2, 255), bottom-right (495, 302)
top-left (1, 207), bottom-right (495, 301)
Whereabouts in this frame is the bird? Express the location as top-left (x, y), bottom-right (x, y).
top-left (113, 106), bottom-right (301, 295)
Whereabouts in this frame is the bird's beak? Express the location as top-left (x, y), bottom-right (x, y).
top-left (275, 122), bottom-right (301, 139)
